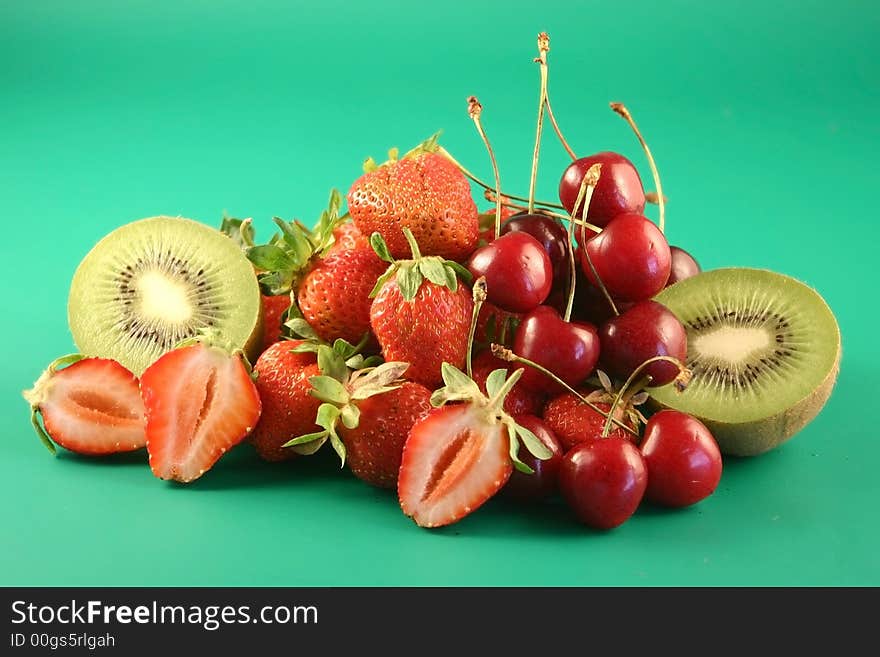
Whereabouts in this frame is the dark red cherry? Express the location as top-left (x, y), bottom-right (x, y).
top-left (513, 305), bottom-right (600, 393)
top-left (666, 246), bottom-right (702, 286)
top-left (504, 415), bottom-right (564, 501)
top-left (559, 152), bottom-right (646, 229)
top-left (559, 438), bottom-right (647, 529)
top-left (581, 213), bottom-right (671, 302)
top-left (599, 300), bottom-right (687, 387)
top-left (640, 410), bottom-right (722, 507)
top-left (467, 231), bottom-right (553, 313)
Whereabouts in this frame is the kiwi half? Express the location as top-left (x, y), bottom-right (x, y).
top-left (649, 268), bottom-right (840, 456)
top-left (68, 216), bottom-right (262, 376)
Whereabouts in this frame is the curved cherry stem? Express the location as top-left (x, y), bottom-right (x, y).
top-left (466, 277), bottom-right (488, 379)
top-left (490, 344), bottom-right (640, 438)
top-left (468, 97), bottom-right (503, 240)
top-left (610, 102), bottom-right (665, 233)
top-left (527, 33), bottom-right (550, 214)
top-left (545, 96), bottom-right (576, 161)
top-left (564, 163), bottom-right (601, 322)
top-left (600, 356), bottom-right (689, 438)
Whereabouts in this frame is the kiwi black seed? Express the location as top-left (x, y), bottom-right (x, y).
top-left (649, 268), bottom-right (840, 456)
top-left (68, 216), bottom-right (262, 376)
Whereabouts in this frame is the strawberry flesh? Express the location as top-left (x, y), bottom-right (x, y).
top-left (141, 343), bottom-right (261, 483)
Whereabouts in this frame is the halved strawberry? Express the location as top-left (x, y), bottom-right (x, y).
top-left (23, 355), bottom-right (146, 455)
top-left (140, 342), bottom-right (261, 483)
top-left (397, 363), bottom-right (552, 528)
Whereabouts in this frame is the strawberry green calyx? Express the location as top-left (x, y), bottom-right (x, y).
top-left (243, 189), bottom-right (349, 296)
top-left (369, 228), bottom-right (472, 302)
top-left (282, 346), bottom-right (410, 463)
top-left (283, 305), bottom-right (379, 369)
top-left (430, 362), bottom-right (552, 474)
top-left (22, 353), bottom-right (86, 455)
top-left (219, 214), bottom-right (256, 249)
top-left (363, 133), bottom-right (443, 174)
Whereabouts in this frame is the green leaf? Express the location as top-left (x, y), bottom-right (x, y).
top-left (443, 265), bottom-right (458, 292)
top-left (340, 404), bottom-right (360, 430)
top-left (329, 429), bottom-right (347, 466)
top-left (315, 403), bottom-right (342, 432)
top-left (515, 424), bottom-right (553, 461)
top-left (219, 216), bottom-right (256, 248)
top-left (369, 267), bottom-right (396, 299)
top-left (286, 318), bottom-right (319, 341)
top-left (419, 258), bottom-right (449, 287)
top-left (246, 244), bottom-right (297, 272)
top-left (484, 368), bottom-right (508, 400)
top-left (370, 232), bottom-right (394, 263)
top-left (507, 422), bottom-right (534, 475)
top-left (283, 430), bottom-right (328, 448)
top-left (290, 342), bottom-right (319, 354)
top-left (446, 261), bottom-right (473, 285)
top-left (257, 270), bottom-right (295, 296)
top-left (362, 355), bottom-right (384, 368)
top-left (397, 263), bottom-right (423, 302)
top-left (332, 338), bottom-right (359, 361)
top-left (308, 375), bottom-right (349, 405)
top-left (29, 408), bottom-right (56, 455)
top-left (290, 435), bottom-right (328, 455)
top-left (273, 217), bottom-right (313, 264)
top-left (317, 345), bottom-right (348, 383)
top-left (46, 353), bottom-right (86, 372)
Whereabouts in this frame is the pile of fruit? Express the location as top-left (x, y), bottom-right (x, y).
top-left (23, 34), bottom-right (840, 530)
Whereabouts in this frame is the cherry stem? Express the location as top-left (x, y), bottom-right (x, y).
top-left (466, 277), bottom-right (488, 379)
top-left (600, 356), bottom-right (687, 438)
top-left (545, 95), bottom-right (577, 161)
top-left (484, 191), bottom-right (604, 233)
top-left (468, 96), bottom-right (503, 240)
top-left (610, 102), bottom-right (665, 233)
top-left (564, 163), bottom-right (601, 322)
top-left (527, 32), bottom-right (551, 214)
top-left (438, 147), bottom-right (565, 211)
top-left (490, 344), bottom-right (640, 437)
top-left (645, 191), bottom-right (668, 205)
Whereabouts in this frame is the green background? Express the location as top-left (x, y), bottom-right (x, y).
top-left (2, 0), bottom-right (877, 586)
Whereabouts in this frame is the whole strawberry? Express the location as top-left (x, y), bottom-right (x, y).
top-left (259, 293), bottom-right (292, 352)
top-left (288, 358), bottom-right (432, 489)
top-left (368, 230), bottom-right (473, 388)
top-left (250, 340), bottom-right (322, 462)
top-left (347, 135), bottom-right (479, 261)
top-left (296, 224), bottom-right (387, 345)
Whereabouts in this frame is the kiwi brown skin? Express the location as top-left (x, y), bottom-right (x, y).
top-left (650, 345), bottom-right (840, 456)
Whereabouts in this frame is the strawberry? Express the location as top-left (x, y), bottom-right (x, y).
top-left (542, 374), bottom-right (646, 451)
top-left (141, 341), bottom-right (261, 482)
top-left (476, 203), bottom-right (517, 245)
top-left (398, 363), bottom-right (552, 528)
top-left (347, 134), bottom-right (479, 261)
top-left (23, 355), bottom-right (146, 456)
top-left (250, 339), bottom-right (322, 462)
top-left (296, 224), bottom-right (387, 345)
top-left (259, 293), bottom-right (292, 352)
top-left (286, 356), bottom-right (432, 489)
top-left (368, 230), bottom-right (474, 389)
top-left (471, 350), bottom-right (543, 416)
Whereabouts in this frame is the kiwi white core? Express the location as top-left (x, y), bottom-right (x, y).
top-left (137, 270), bottom-right (193, 324)
top-left (694, 326), bottom-right (771, 364)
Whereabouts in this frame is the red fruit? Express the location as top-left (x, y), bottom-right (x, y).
top-left (141, 343), bottom-right (261, 483)
top-left (370, 279), bottom-right (473, 389)
top-left (24, 357), bottom-right (146, 455)
top-left (259, 293), bottom-right (291, 352)
top-left (250, 341), bottom-right (321, 462)
top-left (503, 415), bottom-right (563, 501)
top-left (581, 213), bottom-right (671, 302)
top-left (559, 152), bottom-right (645, 228)
top-left (474, 302), bottom-right (522, 347)
top-left (348, 147), bottom-right (478, 261)
top-left (477, 205), bottom-right (517, 244)
top-left (560, 438), bottom-right (648, 529)
top-left (471, 351), bottom-right (544, 417)
top-left (599, 300), bottom-right (687, 387)
top-left (297, 228), bottom-right (387, 345)
top-left (398, 404), bottom-right (513, 528)
top-left (640, 410), bottom-right (722, 507)
top-left (542, 391), bottom-right (636, 451)
top-left (341, 382), bottom-right (432, 489)
top-left (513, 305), bottom-right (600, 393)
top-left (666, 246), bottom-right (701, 286)
top-left (466, 231), bottom-right (553, 313)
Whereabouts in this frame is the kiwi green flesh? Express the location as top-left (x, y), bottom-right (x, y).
top-left (68, 216), bottom-right (262, 376)
top-left (649, 268), bottom-right (840, 456)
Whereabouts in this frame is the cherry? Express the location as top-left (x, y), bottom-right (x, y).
top-left (581, 213), bottom-right (671, 302)
top-left (467, 231), bottom-right (553, 313)
top-left (666, 246), bottom-right (702, 286)
top-left (559, 438), bottom-right (647, 529)
top-left (559, 152), bottom-right (645, 228)
top-left (513, 305), bottom-right (600, 393)
top-left (599, 300), bottom-right (687, 387)
top-left (504, 415), bottom-right (564, 501)
top-left (640, 410), bottom-right (722, 507)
